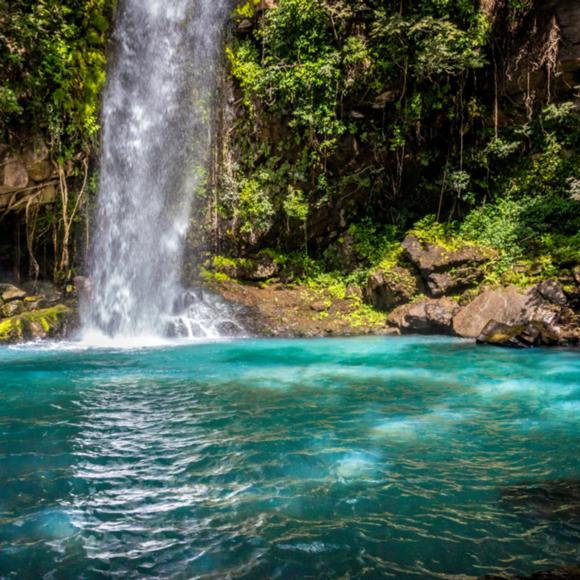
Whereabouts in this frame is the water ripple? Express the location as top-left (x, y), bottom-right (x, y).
top-left (0, 337), bottom-right (578, 578)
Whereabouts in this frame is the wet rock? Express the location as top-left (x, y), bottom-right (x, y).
top-left (0, 283), bottom-right (27, 302)
top-left (476, 320), bottom-right (528, 348)
top-left (365, 266), bottom-right (423, 312)
top-left (216, 321), bottom-right (244, 336)
top-left (401, 235), bottom-right (495, 297)
top-left (72, 276), bottom-right (92, 302)
top-left (500, 479), bottom-right (580, 522)
top-left (387, 297), bottom-right (460, 335)
top-left (559, 323), bottom-right (580, 345)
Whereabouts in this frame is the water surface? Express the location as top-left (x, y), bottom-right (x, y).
top-left (0, 337), bottom-right (578, 578)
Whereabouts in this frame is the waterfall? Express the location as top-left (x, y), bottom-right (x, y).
top-left (81, 0), bottom-right (232, 342)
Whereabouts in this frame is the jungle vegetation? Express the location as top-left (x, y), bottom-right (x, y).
top-left (0, 0), bottom-right (578, 288)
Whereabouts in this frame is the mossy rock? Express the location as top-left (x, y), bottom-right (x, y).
top-left (0, 305), bottom-right (71, 344)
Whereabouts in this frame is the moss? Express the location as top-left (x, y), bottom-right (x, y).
top-left (212, 256), bottom-right (239, 270)
top-left (201, 268), bottom-right (231, 284)
top-left (375, 246), bottom-right (404, 272)
top-left (0, 305), bottom-right (70, 344)
top-left (0, 317), bottom-right (23, 342)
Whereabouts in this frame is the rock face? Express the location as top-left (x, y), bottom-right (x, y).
top-left (401, 235), bottom-right (495, 297)
top-left (365, 266), bottom-right (423, 311)
top-left (387, 297), bottom-right (460, 335)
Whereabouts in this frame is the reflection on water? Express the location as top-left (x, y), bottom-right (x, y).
top-left (0, 337), bottom-right (578, 578)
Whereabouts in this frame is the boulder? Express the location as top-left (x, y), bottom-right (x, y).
top-left (243, 257), bottom-right (279, 281)
top-left (0, 283), bottom-right (27, 303)
top-left (310, 300), bottom-right (327, 312)
top-left (365, 266), bottom-right (423, 312)
top-left (26, 160), bottom-right (52, 182)
top-left (453, 287), bottom-right (534, 338)
top-left (401, 235), bottom-right (495, 297)
top-left (387, 297), bottom-right (460, 335)
top-left (457, 284), bottom-right (579, 346)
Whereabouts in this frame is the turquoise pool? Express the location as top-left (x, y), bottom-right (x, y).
top-left (0, 337), bottom-right (578, 578)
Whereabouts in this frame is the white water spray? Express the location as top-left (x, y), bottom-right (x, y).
top-left (81, 0), bottom-right (235, 342)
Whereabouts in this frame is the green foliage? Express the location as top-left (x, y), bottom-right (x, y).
top-left (223, 0), bottom-right (578, 291)
top-left (225, 0), bottom-right (495, 251)
top-left (460, 194), bottom-right (580, 272)
top-left (409, 215), bottom-right (460, 247)
top-left (283, 186), bottom-right (308, 223)
top-left (237, 177), bottom-right (275, 242)
top-left (346, 220), bottom-right (401, 268)
top-left (0, 0), bottom-right (115, 151)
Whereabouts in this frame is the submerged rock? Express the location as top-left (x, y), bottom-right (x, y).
top-left (387, 297), bottom-right (460, 335)
top-left (401, 235), bottom-right (495, 297)
top-left (0, 305), bottom-right (71, 343)
top-left (500, 479), bottom-right (580, 521)
top-left (481, 565), bottom-right (580, 579)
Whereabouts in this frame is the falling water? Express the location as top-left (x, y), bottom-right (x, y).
top-left (82, 0), bottom-right (233, 342)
